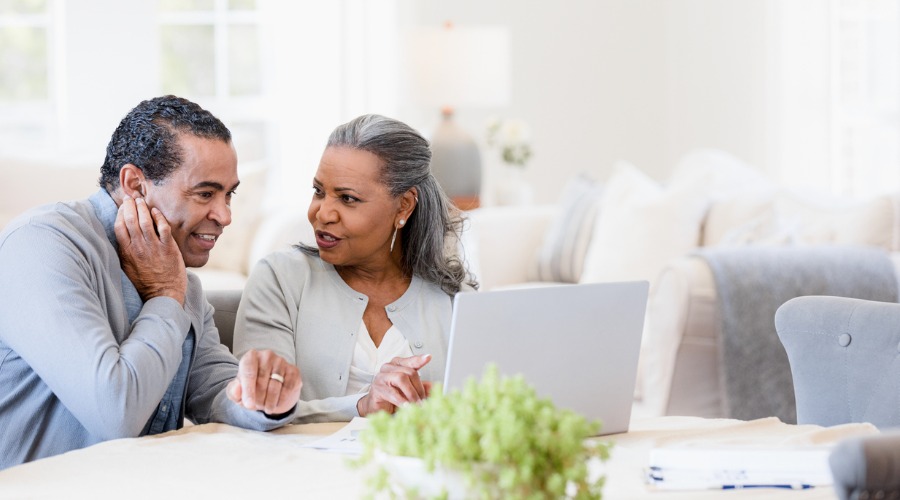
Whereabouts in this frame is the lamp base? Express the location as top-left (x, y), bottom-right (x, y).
top-left (430, 109), bottom-right (482, 209)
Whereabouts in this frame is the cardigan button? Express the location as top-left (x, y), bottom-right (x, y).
top-left (414, 341), bottom-right (423, 349)
top-left (838, 333), bottom-right (851, 347)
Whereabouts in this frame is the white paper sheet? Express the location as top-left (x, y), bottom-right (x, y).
top-left (300, 417), bottom-right (369, 454)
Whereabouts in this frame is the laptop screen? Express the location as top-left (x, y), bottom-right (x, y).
top-left (442, 281), bottom-right (648, 435)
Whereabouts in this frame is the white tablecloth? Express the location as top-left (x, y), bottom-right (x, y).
top-left (0, 416), bottom-right (877, 499)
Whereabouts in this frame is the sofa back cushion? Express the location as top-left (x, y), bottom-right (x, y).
top-left (704, 190), bottom-right (899, 251)
top-left (202, 163), bottom-right (268, 275)
top-left (579, 162), bottom-right (709, 288)
top-left (526, 174), bottom-right (603, 283)
top-left (0, 159), bottom-right (100, 229)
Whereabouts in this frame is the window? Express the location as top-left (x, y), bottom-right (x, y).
top-left (158, 0), bottom-right (266, 163)
top-left (773, 0), bottom-right (900, 198)
top-left (831, 0), bottom-right (900, 196)
top-left (0, 0), bottom-right (53, 149)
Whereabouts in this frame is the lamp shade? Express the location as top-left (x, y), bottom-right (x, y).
top-left (409, 24), bottom-right (511, 109)
top-left (408, 23), bottom-right (511, 210)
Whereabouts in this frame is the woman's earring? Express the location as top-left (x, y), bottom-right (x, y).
top-left (391, 219), bottom-right (406, 253)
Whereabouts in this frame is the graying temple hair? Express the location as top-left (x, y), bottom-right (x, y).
top-left (299, 114), bottom-right (477, 295)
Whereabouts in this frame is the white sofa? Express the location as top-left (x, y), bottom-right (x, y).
top-left (462, 150), bottom-right (900, 419)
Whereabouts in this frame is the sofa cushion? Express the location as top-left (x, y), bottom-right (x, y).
top-left (202, 163), bottom-right (267, 275)
top-left (526, 174), bottom-right (602, 283)
top-left (706, 190), bottom-right (898, 250)
top-left (579, 162), bottom-right (709, 288)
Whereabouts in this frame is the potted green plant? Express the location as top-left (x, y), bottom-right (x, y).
top-left (355, 365), bottom-right (610, 499)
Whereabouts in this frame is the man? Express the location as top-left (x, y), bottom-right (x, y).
top-left (0, 96), bottom-right (302, 469)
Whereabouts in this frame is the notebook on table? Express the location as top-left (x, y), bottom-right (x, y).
top-left (442, 281), bottom-right (649, 436)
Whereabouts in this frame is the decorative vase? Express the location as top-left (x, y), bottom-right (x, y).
top-left (377, 453), bottom-right (501, 499)
top-left (430, 110), bottom-right (482, 210)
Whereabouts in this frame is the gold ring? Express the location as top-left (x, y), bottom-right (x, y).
top-left (269, 373), bottom-right (285, 384)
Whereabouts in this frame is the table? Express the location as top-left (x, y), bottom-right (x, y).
top-left (0, 416), bottom-right (877, 499)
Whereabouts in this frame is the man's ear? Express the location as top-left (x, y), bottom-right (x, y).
top-left (119, 164), bottom-right (146, 198)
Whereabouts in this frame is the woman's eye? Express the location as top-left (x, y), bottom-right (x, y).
top-left (341, 195), bottom-right (359, 204)
top-left (312, 186), bottom-right (323, 196)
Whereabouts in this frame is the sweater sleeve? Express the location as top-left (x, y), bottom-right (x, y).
top-left (185, 288), bottom-right (293, 430)
top-left (0, 222), bottom-right (190, 440)
top-left (235, 253), bottom-right (364, 422)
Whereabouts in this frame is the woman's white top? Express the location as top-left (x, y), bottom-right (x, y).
top-left (345, 321), bottom-right (414, 395)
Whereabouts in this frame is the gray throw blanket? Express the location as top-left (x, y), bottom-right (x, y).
top-left (698, 245), bottom-right (898, 423)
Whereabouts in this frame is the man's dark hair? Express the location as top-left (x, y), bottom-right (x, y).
top-left (99, 95), bottom-right (232, 192)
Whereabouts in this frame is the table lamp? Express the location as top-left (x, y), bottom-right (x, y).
top-left (409, 23), bottom-right (510, 210)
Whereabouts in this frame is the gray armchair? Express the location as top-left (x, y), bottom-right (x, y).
top-left (775, 295), bottom-right (900, 500)
top-left (206, 289), bottom-right (242, 353)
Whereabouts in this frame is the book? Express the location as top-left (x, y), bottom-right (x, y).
top-left (646, 447), bottom-right (832, 490)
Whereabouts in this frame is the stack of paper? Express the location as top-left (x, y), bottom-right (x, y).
top-left (646, 447), bottom-right (833, 491)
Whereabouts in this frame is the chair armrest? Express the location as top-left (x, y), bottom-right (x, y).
top-left (639, 255), bottom-right (722, 417)
top-left (830, 431), bottom-right (900, 500)
top-left (206, 289), bottom-right (243, 353)
top-left (462, 204), bottom-right (558, 290)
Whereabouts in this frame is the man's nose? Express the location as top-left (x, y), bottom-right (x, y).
top-left (210, 196), bottom-right (232, 227)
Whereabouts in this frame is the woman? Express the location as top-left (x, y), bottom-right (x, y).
top-left (233, 114), bottom-right (477, 422)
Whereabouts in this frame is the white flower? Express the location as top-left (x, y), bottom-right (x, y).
top-left (497, 119), bottom-right (531, 148)
top-left (484, 117), bottom-right (532, 168)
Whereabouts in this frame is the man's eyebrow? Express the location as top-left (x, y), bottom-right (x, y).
top-left (191, 181), bottom-right (241, 191)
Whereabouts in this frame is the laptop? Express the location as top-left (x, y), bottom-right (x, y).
top-left (442, 281), bottom-right (648, 435)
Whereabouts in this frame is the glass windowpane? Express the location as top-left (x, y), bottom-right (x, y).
top-left (158, 0), bottom-right (214, 12)
top-left (0, 0), bottom-right (45, 15)
top-left (0, 26), bottom-right (47, 100)
top-left (160, 25), bottom-right (215, 96)
top-left (228, 24), bottom-right (260, 96)
top-left (228, 0), bottom-right (256, 10)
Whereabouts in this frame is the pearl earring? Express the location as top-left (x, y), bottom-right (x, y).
top-left (391, 220), bottom-right (406, 252)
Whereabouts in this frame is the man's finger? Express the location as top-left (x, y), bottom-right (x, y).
top-left (270, 366), bottom-right (302, 415)
top-left (151, 207), bottom-right (171, 242)
top-left (114, 210), bottom-right (131, 247)
top-left (135, 198), bottom-right (155, 241)
top-left (238, 350), bottom-right (260, 410)
top-left (226, 378), bottom-right (242, 403)
top-left (261, 357), bottom-right (285, 414)
top-left (117, 196), bottom-right (141, 241)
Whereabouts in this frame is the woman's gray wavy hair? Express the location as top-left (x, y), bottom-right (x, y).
top-left (300, 114), bottom-right (478, 295)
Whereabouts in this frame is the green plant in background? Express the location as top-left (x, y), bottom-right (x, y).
top-left (355, 364), bottom-right (610, 499)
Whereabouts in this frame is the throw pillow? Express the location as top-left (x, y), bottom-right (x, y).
top-left (527, 174), bottom-right (603, 283)
top-left (579, 162), bottom-right (709, 287)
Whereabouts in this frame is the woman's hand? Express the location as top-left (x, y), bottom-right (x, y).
top-left (357, 354), bottom-right (432, 417)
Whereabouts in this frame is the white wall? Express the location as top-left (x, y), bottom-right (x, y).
top-left (401, 0), bottom-right (668, 204)
top-left (401, 1), bottom-right (847, 203)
